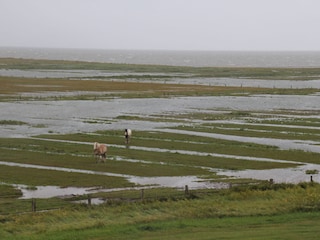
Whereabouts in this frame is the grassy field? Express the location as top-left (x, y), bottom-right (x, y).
top-left (1, 183), bottom-right (320, 239)
top-left (1, 58), bottom-right (320, 239)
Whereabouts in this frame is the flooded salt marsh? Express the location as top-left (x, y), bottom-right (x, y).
top-left (0, 69), bottom-right (185, 79)
top-left (1, 94), bottom-right (320, 160)
top-left (1, 67), bottom-right (320, 198)
top-left (2, 94), bottom-right (320, 138)
top-left (171, 78), bottom-right (320, 89)
top-left (2, 68), bottom-right (320, 89)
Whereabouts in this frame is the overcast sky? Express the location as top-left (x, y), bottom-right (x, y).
top-left (1, 0), bottom-right (320, 51)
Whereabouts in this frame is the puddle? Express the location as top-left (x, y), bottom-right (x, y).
top-left (128, 176), bottom-right (228, 189)
top-left (13, 177), bottom-right (228, 199)
top-left (75, 198), bottom-right (105, 205)
top-left (18, 185), bottom-right (91, 199)
top-left (10, 163), bottom-right (320, 199)
top-left (218, 163), bottom-right (320, 184)
top-left (16, 185), bottom-right (147, 199)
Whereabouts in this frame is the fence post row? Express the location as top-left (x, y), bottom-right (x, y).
top-left (31, 198), bottom-right (36, 212)
top-left (88, 195), bottom-right (92, 206)
top-left (185, 185), bottom-right (189, 195)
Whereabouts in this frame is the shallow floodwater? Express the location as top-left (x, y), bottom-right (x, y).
top-left (1, 95), bottom-right (320, 197)
top-left (0, 160), bottom-right (229, 199)
top-left (11, 164), bottom-right (320, 199)
top-left (218, 164), bottom-right (320, 184)
top-left (15, 177), bottom-right (228, 199)
top-left (0, 69), bottom-right (179, 79)
top-left (2, 69), bottom-right (320, 89)
top-left (1, 94), bottom-right (320, 137)
top-left (1, 95), bottom-right (320, 155)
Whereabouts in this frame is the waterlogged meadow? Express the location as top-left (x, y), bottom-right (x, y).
top-left (1, 58), bottom-right (320, 239)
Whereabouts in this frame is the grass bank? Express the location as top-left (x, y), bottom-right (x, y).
top-left (1, 183), bottom-right (320, 239)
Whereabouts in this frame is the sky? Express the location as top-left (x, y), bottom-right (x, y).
top-left (1, 0), bottom-right (320, 51)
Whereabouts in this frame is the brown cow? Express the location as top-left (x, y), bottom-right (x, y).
top-left (93, 142), bottom-right (107, 163)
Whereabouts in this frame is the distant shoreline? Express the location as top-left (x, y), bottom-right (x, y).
top-left (1, 47), bottom-right (320, 68)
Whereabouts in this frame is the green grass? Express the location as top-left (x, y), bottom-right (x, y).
top-left (0, 197), bottom-right (71, 216)
top-left (0, 164), bottom-right (132, 188)
top-left (0, 184), bottom-right (22, 198)
top-left (0, 120), bottom-right (27, 125)
top-left (3, 212), bottom-right (320, 240)
top-left (1, 183), bottom-right (320, 239)
top-left (33, 131), bottom-right (301, 169)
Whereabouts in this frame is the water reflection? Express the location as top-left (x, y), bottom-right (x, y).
top-left (160, 129), bottom-right (320, 153)
top-left (0, 69), bottom-right (177, 79)
top-left (12, 163), bottom-right (320, 199)
top-left (1, 68), bottom-right (320, 89)
top-left (2, 158), bottom-right (319, 199)
top-left (0, 161), bottom-right (229, 199)
top-left (2, 94), bottom-right (320, 142)
top-left (218, 163), bottom-right (320, 184)
top-left (14, 177), bottom-right (228, 199)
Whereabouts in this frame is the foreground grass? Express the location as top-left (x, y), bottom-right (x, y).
top-left (1, 183), bottom-right (320, 239)
top-left (2, 212), bottom-right (320, 240)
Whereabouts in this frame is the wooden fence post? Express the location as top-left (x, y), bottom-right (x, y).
top-left (31, 198), bottom-right (36, 212)
top-left (141, 189), bottom-right (144, 201)
top-left (88, 195), bottom-right (92, 206)
top-left (185, 185), bottom-right (189, 196)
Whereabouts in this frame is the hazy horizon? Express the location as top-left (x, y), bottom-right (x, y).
top-left (2, 0), bottom-right (320, 52)
top-left (2, 46), bottom-right (320, 53)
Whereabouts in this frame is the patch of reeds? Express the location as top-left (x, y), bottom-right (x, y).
top-left (0, 120), bottom-right (27, 125)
